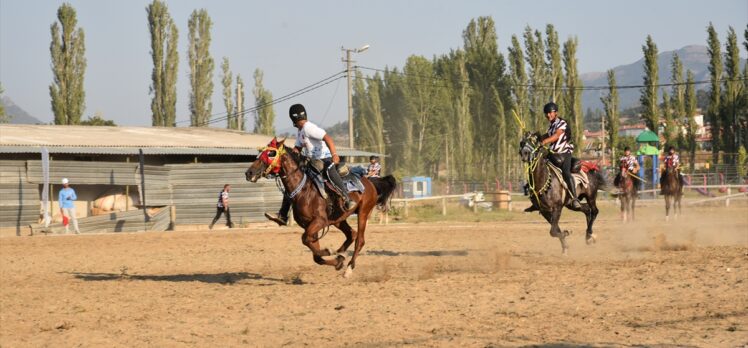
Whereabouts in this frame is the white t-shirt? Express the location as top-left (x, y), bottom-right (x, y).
top-left (294, 121), bottom-right (332, 160)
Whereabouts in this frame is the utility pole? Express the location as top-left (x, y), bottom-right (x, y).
top-left (342, 44), bottom-right (370, 153)
top-left (601, 110), bottom-right (606, 166)
top-left (236, 82), bottom-right (243, 131)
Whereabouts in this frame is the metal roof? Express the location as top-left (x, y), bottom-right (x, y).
top-left (0, 125), bottom-right (382, 157)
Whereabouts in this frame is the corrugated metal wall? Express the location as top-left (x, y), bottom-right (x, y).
top-left (166, 163), bottom-right (282, 225)
top-left (0, 159), bottom-right (282, 229)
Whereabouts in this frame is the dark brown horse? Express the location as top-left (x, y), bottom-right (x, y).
top-left (617, 166), bottom-right (638, 223)
top-left (245, 138), bottom-right (396, 278)
top-left (519, 132), bottom-right (605, 255)
top-left (660, 166), bottom-right (683, 221)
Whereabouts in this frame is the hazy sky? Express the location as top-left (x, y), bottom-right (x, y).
top-left (1, 0), bottom-right (746, 133)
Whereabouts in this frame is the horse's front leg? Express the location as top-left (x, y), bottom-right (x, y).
top-left (549, 207), bottom-right (568, 255)
top-left (302, 219), bottom-right (345, 269)
top-left (665, 195), bottom-right (671, 222)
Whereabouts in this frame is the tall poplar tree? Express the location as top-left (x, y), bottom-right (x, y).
top-left (236, 74), bottom-right (245, 131)
top-left (508, 35), bottom-right (529, 130)
top-left (436, 50), bottom-right (473, 180)
top-left (661, 90), bottom-right (676, 146)
top-left (706, 23), bottom-right (723, 163)
top-left (49, 3), bottom-right (86, 125)
top-left (253, 68), bottom-right (275, 135)
top-left (147, 0), bottom-right (178, 127)
top-left (524, 26), bottom-right (548, 132)
top-left (640, 35), bottom-right (659, 132)
top-left (601, 69), bottom-right (620, 161)
top-left (187, 9), bottom-right (214, 127)
top-left (723, 26), bottom-right (743, 161)
top-left (670, 53), bottom-right (685, 126)
top-left (221, 57), bottom-right (235, 129)
top-left (685, 70), bottom-right (697, 171)
top-left (545, 24), bottom-right (564, 109)
top-left (563, 36), bottom-right (583, 155)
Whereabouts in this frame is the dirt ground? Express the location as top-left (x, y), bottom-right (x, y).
top-left (1, 202), bottom-right (747, 347)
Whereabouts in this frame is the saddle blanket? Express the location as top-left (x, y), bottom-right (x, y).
top-left (548, 163), bottom-right (589, 189)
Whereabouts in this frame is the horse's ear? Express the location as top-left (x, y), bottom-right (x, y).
top-left (278, 137), bottom-right (287, 145)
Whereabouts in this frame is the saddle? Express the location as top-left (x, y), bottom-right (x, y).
top-left (305, 164), bottom-right (365, 201)
top-left (547, 162), bottom-right (589, 190)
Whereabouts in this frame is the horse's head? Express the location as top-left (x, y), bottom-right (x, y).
top-left (246, 137), bottom-right (287, 182)
top-left (519, 131), bottom-right (541, 163)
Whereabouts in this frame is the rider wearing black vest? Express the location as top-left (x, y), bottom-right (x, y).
top-left (539, 102), bottom-right (582, 209)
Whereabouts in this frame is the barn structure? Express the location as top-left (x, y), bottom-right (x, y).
top-left (0, 125), bottom-right (380, 235)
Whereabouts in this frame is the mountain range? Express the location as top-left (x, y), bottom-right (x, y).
top-left (1, 96), bottom-right (43, 124)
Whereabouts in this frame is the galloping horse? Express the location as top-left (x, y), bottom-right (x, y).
top-left (245, 138), bottom-right (397, 278)
top-left (616, 166), bottom-right (638, 222)
top-left (519, 132), bottom-right (606, 255)
top-left (660, 165), bottom-right (683, 221)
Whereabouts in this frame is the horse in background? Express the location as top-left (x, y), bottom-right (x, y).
top-left (660, 165), bottom-right (683, 221)
top-left (245, 138), bottom-right (397, 278)
top-left (616, 166), bottom-right (638, 222)
top-left (519, 132), bottom-right (606, 255)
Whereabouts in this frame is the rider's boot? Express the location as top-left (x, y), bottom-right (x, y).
top-left (264, 212), bottom-right (288, 226)
top-left (327, 164), bottom-right (357, 212)
top-left (563, 172), bottom-right (582, 209)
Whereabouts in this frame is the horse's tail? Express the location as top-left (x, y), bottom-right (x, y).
top-left (590, 169), bottom-right (607, 191)
top-left (369, 175), bottom-right (397, 211)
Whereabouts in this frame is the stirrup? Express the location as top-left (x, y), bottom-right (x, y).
top-left (569, 199), bottom-right (582, 209)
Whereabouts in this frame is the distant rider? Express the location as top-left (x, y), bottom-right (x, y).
top-left (614, 146), bottom-right (639, 188)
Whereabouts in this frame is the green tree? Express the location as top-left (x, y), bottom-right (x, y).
top-left (524, 26), bottom-right (549, 132)
top-left (236, 74), bottom-right (245, 131)
top-left (601, 69), bottom-right (619, 161)
top-left (563, 36), bottom-right (583, 155)
top-left (403, 55), bottom-right (441, 173)
top-left (147, 0), bottom-right (178, 127)
top-left (723, 26), bottom-right (743, 162)
top-left (49, 3), bottom-right (86, 125)
top-left (253, 68), bottom-right (275, 135)
top-left (463, 17), bottom-right (509, 179)
top-left (545, 24), bottom-right (564, 110)
top-left (706, 23), bottom-right (723, 163)
top-left (380, 67), bottom-right (410, 176)
top-left (187, 9), bottom-right (214, 127)
top-left (508, 35), bottom-right (529, 131)
top-left (685, 70), bottom-right (697, 171)
top-left (436, 50), bottom-right (473, 180)
top-left (670, 53), bottom-right (685, 127)
top-left (640, 35), bottom-right (658, 132)
top-left (80, 111), bottom-right (116, 126)
top-left (0, 83), bottom-right (8, 123)
top-left (662, 90), bottom-right (677, 146)
top-left (220, 57), bottom-right (236, 129)
top-left (354, 72), bottom-right (386, 168)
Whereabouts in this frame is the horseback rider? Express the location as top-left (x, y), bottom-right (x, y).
top-left (539, 102), bottom-right (582, 209)
top-left (663, 146), bottom-right (684, 184)
top-left (264, 104), bottom-right (357, 226)
top-left (614, 146), bottom-right (640, 188)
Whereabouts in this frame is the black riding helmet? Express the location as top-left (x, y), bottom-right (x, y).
top-left (543, 102), bottom-right (558, 114)
top-left (289, 104), bottom-right (307, 123)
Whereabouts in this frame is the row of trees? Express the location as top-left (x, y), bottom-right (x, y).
top-left (48, 1), bottom-right (276, 132)
top-left (629, 24), bottom-right (748, 171)
top-left (352, 18), bottom-right (584, 182)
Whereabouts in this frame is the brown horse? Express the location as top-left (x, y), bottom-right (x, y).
top-left (616, 167), bottom-right (638, 223)
top-left (660, 166), bottom-right (683, 221)
top-left (245, 138), bottom-right (397, 278)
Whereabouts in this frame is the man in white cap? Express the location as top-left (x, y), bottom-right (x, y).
top-left (59, 178), bottom-right (80, 234)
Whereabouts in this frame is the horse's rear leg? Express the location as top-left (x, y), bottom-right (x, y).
top-left (585, 201), bottom-right (599, 245)
top-left (344, 211), bottom-right (369, 278)
top-left (303, 220), bottom-right (345, 270)
top-left (665, 195), bottom-right (671, 222)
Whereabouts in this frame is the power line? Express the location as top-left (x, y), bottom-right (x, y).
top-left (176, 70), bottom-right (347, 127)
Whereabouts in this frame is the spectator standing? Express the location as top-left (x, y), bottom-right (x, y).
top-left (58, 178), bottom-right (80, 234)
top-left (209, 184), bottom-right (234, 229)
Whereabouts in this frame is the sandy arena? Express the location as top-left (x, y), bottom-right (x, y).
top-left (1, 203), bottom-right (747, 347)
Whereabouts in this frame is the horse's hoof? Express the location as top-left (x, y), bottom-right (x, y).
top-left (665, 216), bottom-right (670, 222)
top-left (586, 234), bottom-right (597, 245)
top-left (343, 265), bottom-right (353, 278)
top-left (563, 230), bottom-right (571, 237)
top-left (561, 248), bottom-right (569, 256)
top-left (334, 255), bottom-right (346, 271)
